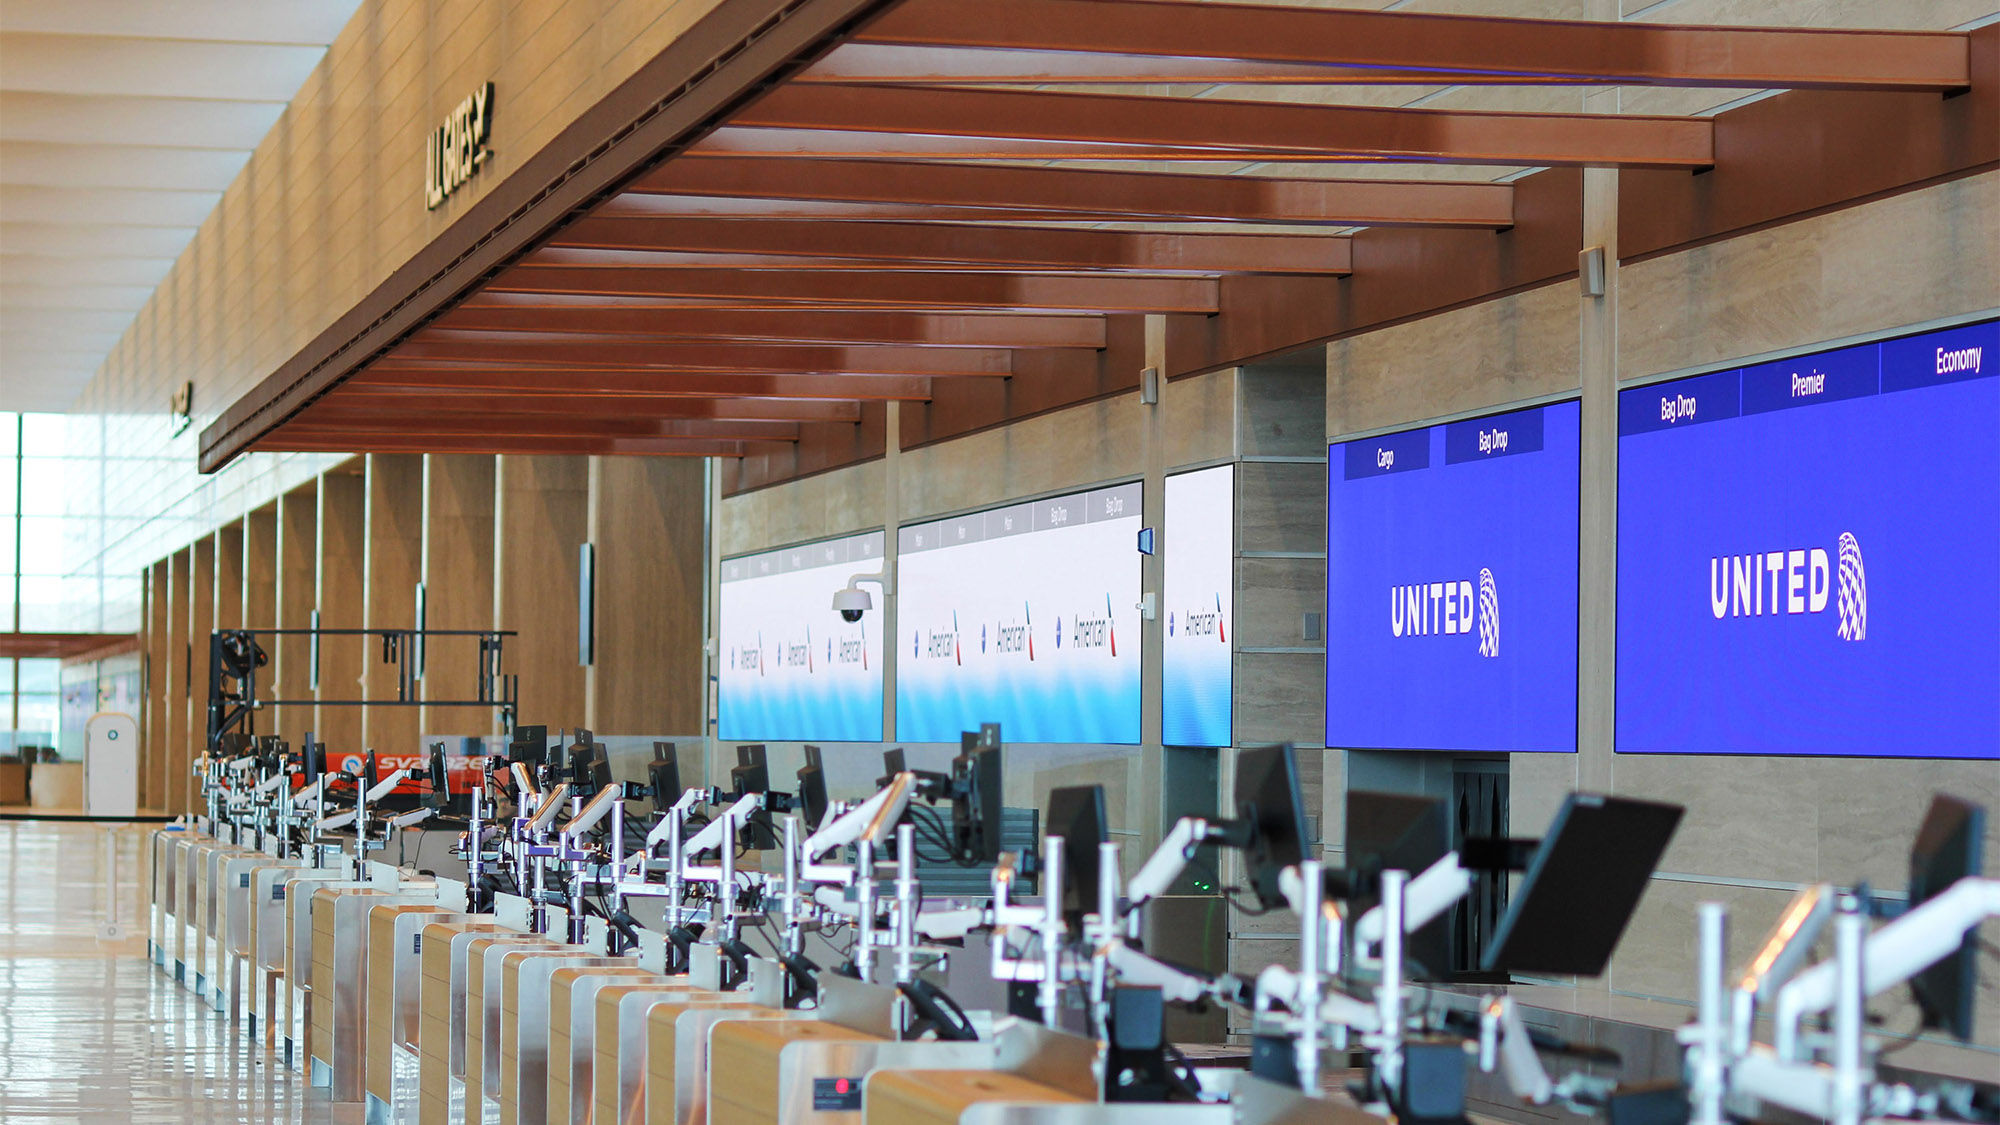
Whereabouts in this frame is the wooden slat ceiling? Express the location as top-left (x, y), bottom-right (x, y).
top-left (225, 0), bottom-right (1978, 463)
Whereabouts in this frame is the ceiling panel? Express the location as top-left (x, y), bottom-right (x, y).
top-left (0, 92), bottom-right (285, 149)
top-left (0, 35), bottom-right (329, 101)
top-left (0, 255), bottom-right (177, 287)
top-left (0, 141), bottom-right (254, 191)
top-left (0, 2), bottom-right (360, 412)
top-left (0, 186), bottom-right (225, 227)
top-left (0, 1), bottom-right (359, 45)
top-left (0, 223), bottom-right (200, 258)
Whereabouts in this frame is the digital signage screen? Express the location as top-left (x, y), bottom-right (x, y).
top-left (897, 483), bottom-right (1143, 744)
top-left (1325, 400), bottom-right (1581, 753)
top-left (718, 531), bottom-right (886, 742)
top-left (1163, 465), bottom-right (1234, 747)
top-left (1617, 319), bottom-right (1999, 758)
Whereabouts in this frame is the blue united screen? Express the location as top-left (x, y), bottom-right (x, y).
top-left (1325, 400), bottom-right (1580, 752)
top-left (1617, 321), bottom-right (2000, 758)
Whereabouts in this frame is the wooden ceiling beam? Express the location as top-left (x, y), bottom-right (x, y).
top-left (427, 308), bottom-right (1107, 348)
top-left (714, 84), bottom-right (1715, 168)
top-left (846, 0), bottom-right (1969, 91)
top-left (486, 266), bottom-right (1220, 313)
top-left (302, 396), bottom-right (862, 422)
top-left (346, 370), bottom-right (935, 400)
top-left (380, 340), bottom-right (1017, 375)
top-left (629, 157), bottom-right (1515, 228)
top-left (255, 434), bottom-right (791, 457)
top-left (285, 416), bottom-right (804, 441)
top-left (543, 215), bottom-right (1351, 274)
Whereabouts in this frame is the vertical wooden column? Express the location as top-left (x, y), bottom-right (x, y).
top-left (496, 456), bottom-right (588, 729)
top-left (246, 503), bottom-right (278, 734)
top-left (420, 455), bottom-right (498, 738)
top-left (144, 561), bottom-right (169, 811)
top-left (277, 481), bottom-right (319, 748)
top-left (585, 457), bottom-right (706, 735)
top-left (363, 454), bottom-right (424, 757)
top-left (317, 467), bottom-right (367, 757)
top-left (166, 549), bottom-right (190, 814)
top-left (188, 538), bottom-right (215, 809)
top-left (214, 522), bottom-right (245, 751)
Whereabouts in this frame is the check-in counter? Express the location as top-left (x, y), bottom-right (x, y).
top-left (172, 834), bottom-right (213, 982)
top-left (238, 859), bottom-right (309, 1045)
top-left (365, 904), bottom-right (472, 1123)
top-left (643, 992), bottom-right (789, 1125)
top-left (148, 827), bottom-right (194, 970)
top-left (500, 951), bottom-right (628, 1125)
top-left (286, 871), bottom-right (381, 1073)
top-left (418, 922), bottom-right (516, 1125)
top-left (306, 880), bottom-right (437, 1100)
top-left (218, 851), bottom-right (284, 1022)
top-left (588, 982), bottom-right (725, 1125)
top-left (857, 1022), bottom-right (1235, 1125)
top-left (270, 865), bottom-right (351, 1065)
top-left (547, 965), bottom-right (662, 1125)
top-left (467, 936), bottom-right (563, 1125)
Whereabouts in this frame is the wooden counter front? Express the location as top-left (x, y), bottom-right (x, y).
top-left (707, 1019), bottom-right (883, 1125)
top-left (642, 994), bottom-right (785, 1125)
top-left (863, 1069), bottom-right (1086, 1125)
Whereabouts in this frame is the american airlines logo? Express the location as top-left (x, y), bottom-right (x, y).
top-left (1707, 532), bottom-right (1866, 641)
top-left (1390, 569), bottom-right (1499, 659)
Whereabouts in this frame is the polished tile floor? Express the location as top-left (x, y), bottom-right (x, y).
top-left (0, 821), bottom-right (353, 1123)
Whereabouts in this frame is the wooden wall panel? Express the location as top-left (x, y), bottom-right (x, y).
top-left (188, 539), bottom-right (215, 810)
top-left (587, 457), bottom-right (705, 735)
top-left (166, 549), bottom-right (190, 814)
top-left (276, 483), bottom-right (319, 748)
top-left (143, 562), bottom-right (169, 811)
top-left (246, 503), bottom-right (278, 738)
top-left (496, 456), bottom-right (588, 730)
top-left (421, 455), bottom-right (499, 738)
top-left (364, 454), bottom-right (424, 757)
top-left (216, 523), bottom-right (245, 633)
top-left (317, 468), bottom-right (368, 758)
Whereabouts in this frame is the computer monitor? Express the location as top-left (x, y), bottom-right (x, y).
top-left (951, 733), bottom-right (1006, 865)
top-left (509, 725), bottom-right (548, 764)
top-left (795, 746), bottom-right (829, 830)
top-left (428, 743), bottom-right (450, 805)
top-left (1908, 794), bottom-right (1986, 1040)
top-left (731, 744), bottom-right (770, 796)
top-left (568, 731), bottom-right (610, 796)
top-left (1235, 744), bottom-right (1309, 910)
top-left (648, 743), bottom-right (683, 815)
top-left (1045, 784), bottom-right (1108, 930)
top-left (880, 748), bottom-right (908, 788)
top-left (300, 736), bottom-right (323, 784)
top-left (1347, 791), bottom-right (1450, 978)
top-left (1481, 794), bottom-right (1683, 976)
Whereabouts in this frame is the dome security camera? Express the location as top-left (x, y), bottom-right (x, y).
top-left (832, 586), bottom-right (873, 623)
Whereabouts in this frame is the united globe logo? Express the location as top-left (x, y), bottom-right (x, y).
top-left (1476, 568), bottom-right (1499, 659)
top-left (1835, 532), bottom-right (1867, 642)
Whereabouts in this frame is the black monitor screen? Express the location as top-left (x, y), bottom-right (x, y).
top-left (509, 725), bottom-right (548, 763)
top-left (796, 746), bottom-right (829, 830)
top-left (1347, 791), bottom-right (1450, 978)
top-left (649, 747), bottom-right (683, 816)
top-left (1908, 794), bottom-right (1985, 1040)
top-left (1235, 744), bottom-right (1308, 910)
top-left (1482, 794), bottom-right (1683, 976)
top-left (952, 735), bottom-right (1006, 865)
top-left (1046, 784), bottom-right (1108, 930)
top-left (731, 744), bottom-right (770, 797)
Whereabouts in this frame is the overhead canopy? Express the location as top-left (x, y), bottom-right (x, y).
top-left (200, 0), bottom-right (1995, 485)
